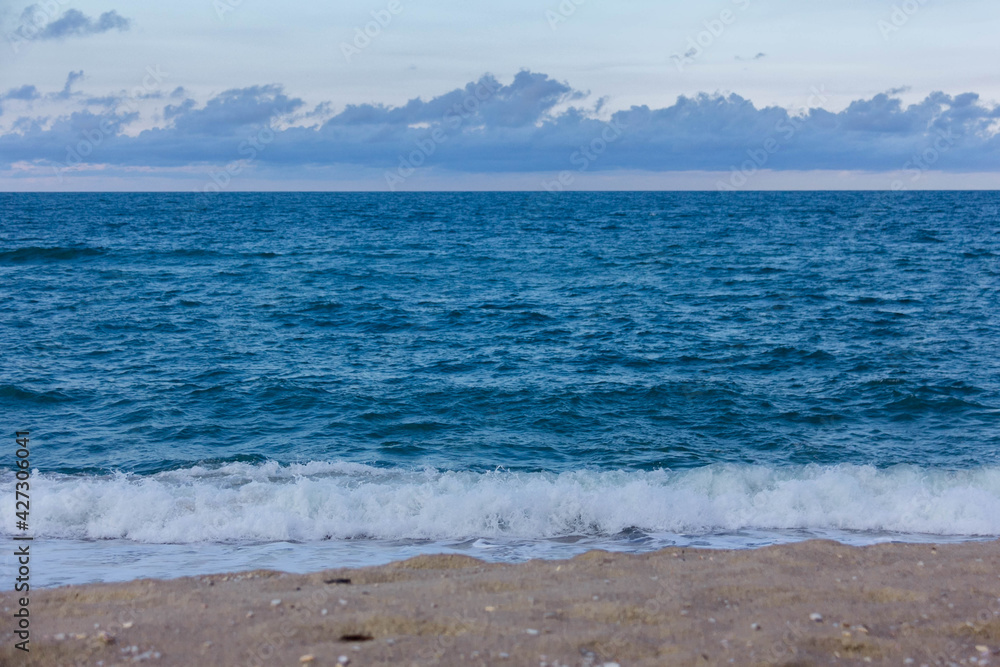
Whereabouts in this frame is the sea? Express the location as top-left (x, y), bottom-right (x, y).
top-left (2, 191), bottom-right (999, 588)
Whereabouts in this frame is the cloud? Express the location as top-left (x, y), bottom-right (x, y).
top-left (0, 71), bottom-right (86, 112)
top-left (1, 71), bottom-right (998, 178)
top-left (55, 70), bottom-right (84, 99)
top-left (15, 5), bottom-right (131, 41)
top-left (326, 71), bottom-right (577, 129)
top-left (0, 84), bottom-right (41, 116)
top-left (166, 85), bottom-right (304, 136)
top-left (2, 85), bottom-right (41, 102)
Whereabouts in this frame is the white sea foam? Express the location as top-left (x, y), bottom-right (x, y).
top-left (4, 462), bottom-right (1000, 544)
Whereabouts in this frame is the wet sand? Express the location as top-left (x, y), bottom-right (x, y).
top-left (3, 539), bottom-right (1000, 666)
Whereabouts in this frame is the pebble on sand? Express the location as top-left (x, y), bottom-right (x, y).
top-left (809, 613), bottom-right (823, 622)
top-left (299, 655), bottom-right (315, 663)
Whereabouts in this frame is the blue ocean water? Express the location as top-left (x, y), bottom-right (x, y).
top-left (2, 191), bottom-right (999, 587)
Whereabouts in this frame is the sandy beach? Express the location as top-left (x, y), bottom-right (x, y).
top-left (3, 539), bottom-right (999, 666)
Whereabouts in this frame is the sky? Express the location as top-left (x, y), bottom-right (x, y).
top-left (0, 0), bottom-right (998, 191)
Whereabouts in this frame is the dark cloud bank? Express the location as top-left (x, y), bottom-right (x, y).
top-left (2, 70), bottom-right (999, 178)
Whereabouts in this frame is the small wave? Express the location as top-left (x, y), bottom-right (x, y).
top-left (300, 301), bottom-right (345, 312)
top-left (0, 384), bottom-right (75, 404)
top-left (4, 462), bottom-right (1000, 544)
top-left (884, 395), bottom-right (986, 414)
top-left (0, 246), bottom-right (105, 263)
